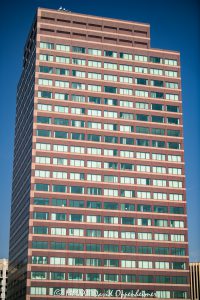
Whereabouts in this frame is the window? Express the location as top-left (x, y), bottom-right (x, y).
top-left (35, 170), bottom-right (50, 178)
top-left (72, 70), bottom-right (86, 78)
top-left (68, 272), bottom-right (83, 281)
top-left (56, 44), bottom-right (70, 52)
top-left (135, 55), bottom-right (148, 62)
top-left (151, 80), bottom-right (163, 87)
top-left (138, 218), bottom-right (151, 226)
top-left (120, 112), bottom-right (134, 120)
top-left (137, 204), bottom-right (151, 212)
top-left (104, 274), bottom-right (119, 282)
top-left (137, 191), bottom-right (151, 199)
top-left (56, 68), bottom-right (69, 76)
top-left (86, 215), bottom-right (101, 223)
top-left (104, 50), bottom-right (117, 57)
top-left (120, 76), bottom-right (133, 84)
top-left (88, 109), bottom-right (101, 117)
top-left (135, 90), bottom-right (148, 97)
top-left (88, 60), bottom-right (102, 68)
top-left (104, 62), bottom-right (117, 70)
top-left (54, 118), bottom-right (68, 126)
top-left (32, 256), bottom-right (48, 264)
top-left (121, 260), bottom-right (136, 268)
top-left (38, 90), bottom-right (52, 99)
top-left (56, 56), bottom-right (70, 63)
top-left (72, 46), bottom-right (85, 53)
top-left (87, 229), bottom-right (101, 237)
top-left (33, 226), bottom-right (48, 234)
top-left (151, 103), bottom-right (163, 111)
top-left (120, 100), bottom-right (133, 108)
top-left (104, 86), bottom-right (117, 93)
top-left (104, 110), bottom-right (118, 118)
top-left (69, 214), bottom-right (83, 222)
top-left (150, 68), bottom-right (163, 75)
top-left (51, 228), bottom-right (66, 235)
top-left (36, 143), bottom-right (51, 151)
top-left (88, 48), bottom-right (101, 56)
top-left (88, 72), bottom-right (101, 80)
top-left (119, 88), bottom-right (133, 95)
top-left (104, 74), bottom-right (117, 82)
top-left (136, 102), bottom-right (148, 109)
top-left (168, 168), bottom-right (182, 175)
top-left (104, 97), bottom-right (118, 105)
top-left (169, 193), bottom-right (183, 201)
top-left (68, 257), bottom-right (84, 266)
top-left (70, 186), bottom-right (84, 194)
top-left (120, 52), bottom-right (132, 60)
top-left (164, 58), bottom-right (177, 66)
top-left (54, 131), bottom-right (68, 139)
top-left (35, 156), bottom-right (50, 164)
top-left (135, 78), bottom-right (148, 85)
top-left (86, 273), bottom-right (101, 281)
top-left (55, 93), bottom-right (68, 100)
top-left (121, 231), bottom-right (135, 239)
top-left (54, 105), bottom-right (68, 113)
top-left (166, 93), bottom-right (179, 101)
top-left (165, 70), bottom-right (178, 77)
top-left (150, 56), bottom-right (161, 63)
top-left (38, 78), bottom-right (53, 86)
top-left (69, 228), bottom-right (84, 236)
top-left (119, 64), bottom-right (133, 72)
top-left (155, 233), bottom-right (169, 241)
top-left (152, 166), bottom-right (166, 173)
top-left (30, 287), bottom-right (47, 295)
top-left (34, 198), bottom-right (49, 205)
top-left (152, 153), bottom-right (165, 161)
top-left (71, 82), bottom-right (86, 90)
top-left (120, 150), bottom-right (134, 158)
top-left (51, 213), bottom-right (66, 221)
top-left (37, 104), bottom-right (52, 112)
top-left (39, 66), bottom-right (53, 74)
top-left (53, 157), bottom-right (67, 165)
top-left (120, 177), bottom-right (134, 184)
top-left (39, 54), bottom-right (53, 62)
top-left (121, 204), bottom-right (135, 211)
top-left (138, 232), bottom-right (152, 240)
top-left (138, 261), bottom-right (153, 269)
top-left (155, 262), bottom-right (170, 269)
top-left (35, 184), bottom-right (49, 192)
top-left (72, 58), bottom-right (86, 65)
top-left (72, 94), bottom-right (85, 102)
top-left (135, 66), bottom-right (148, 73)
top-left (88, 84), bottom-right (101, 92)
top-left (137, 165), bottom-right (150, 172)
top-left (40, 41), bottom-right (54, 49)
top-left (136, 152), bottom-right (150, 159)
top-left (104, 230), bottom-right (118, 238)
top-left (154, 219), bottom-right (168, 227)
top-left (104, 189), bottom-right (118, 197)
top-left (166, 82), bottom-right (179, 89)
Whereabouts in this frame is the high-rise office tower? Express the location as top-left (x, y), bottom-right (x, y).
top-left (8, 7), bottom-right (190, 300)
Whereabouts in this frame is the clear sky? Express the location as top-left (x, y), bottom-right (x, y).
top-left (0, 0), bottom-right (199, 261)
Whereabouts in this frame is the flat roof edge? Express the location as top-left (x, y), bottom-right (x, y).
top-left (37, 7), bottom-right (150, 27)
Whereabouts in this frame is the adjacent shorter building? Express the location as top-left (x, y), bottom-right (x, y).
top-left (0, 259), bottom-right (8, 300)
top-left (190, 262), bottom-right (200, 300)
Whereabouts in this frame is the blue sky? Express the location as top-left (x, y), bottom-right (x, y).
top-left (0, 0), bottom-right (199, 261)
